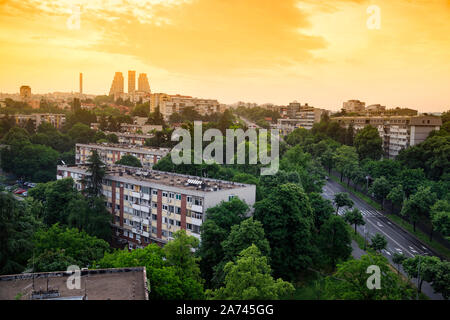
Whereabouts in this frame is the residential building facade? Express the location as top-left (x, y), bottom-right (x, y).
top-left (56, 165), bottom-right (256, 249)
top-left (75, 143), bottom-right (170, 168)
top-left (331, 115), bottom-right (442, 158)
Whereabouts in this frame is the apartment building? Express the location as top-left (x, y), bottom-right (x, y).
top-left (277, 106), bottom-right (328, 135)
top-left (75, 143), bottom-right (170, 168)
top-left (56, 165), bottom-right (256, 249)
top-left (105, 132), bottom-right (154, 146)
top-left (342, 100), bottom-right (366, 113)
top-left (332, 115), bottom-right (442, 158)
top-left (0, 113), bottom-right (66, 130)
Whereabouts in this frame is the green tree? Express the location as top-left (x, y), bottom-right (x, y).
top-left (84, 150), bottom-right (106, 197)
top-left (212, 217), bottom-right (271, 286)
top-left (318, 215), bottom-right (352, 269)
top-left (67, 122), bottom-right (95, 143)
top-left (369, 176), bottom-right (391, 210)
top-left (431, 200), bottom-right (450, 240)
top-left (325, 254), bottom-right (414, 300)
top-left (402, 255), bottom-right (441, 294)
top-left (401, 186), bottom-right (437, 233)
top-left (392, 253), bottom-right (407, 274)
top-left (333, 192), bottom-right (354, 215)
top-left (343, 208), bottom-right (365, 234)
top-left (369, 233), bottom-right (387, 252)
top-left (30, 224), bottom-right (109, 272)
top-left (387, 184), bottom-right (405, 213)
top-left (197, 198), bottom-right (249, 287)
top-left (431, 260), bottom-right (450, 300)
top-left (354, 125), bottom-right (383, 160)
top-left (309, 192), bottom-right (335, 230)
top-left (207, 245), bottom-right (294, 300)
top-left (0, 193), bottom-right (43, 274)
top-left (254, 183), bottom-right (316, 281)
top-left (115, 154), bottom-right (142, 167)
top-left (333, 145), bottom-right (358, 182)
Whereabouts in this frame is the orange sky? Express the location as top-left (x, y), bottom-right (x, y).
top-left (0, 0), bottom-right (449, 111)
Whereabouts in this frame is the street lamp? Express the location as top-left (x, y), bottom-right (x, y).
top-left (363, 226), bottom-right (368, 251)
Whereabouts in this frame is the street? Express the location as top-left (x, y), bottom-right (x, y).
top-left (322, 178), bottom-right (444, 300)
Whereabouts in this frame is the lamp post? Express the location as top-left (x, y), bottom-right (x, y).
top-left (363, 226), bottom-right (368, 251)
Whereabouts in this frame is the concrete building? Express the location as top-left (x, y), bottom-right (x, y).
top-left (0, 267), bottom-right (149, 300)
top-left (343, 100), bottom-right (366, 113)
top-left (75, 143), bottom-right (170, 168)
top-left (128, 70), bottom-right (136, 95)
top-left (79, 73), bottom-right (83, 94)
top-left (105, 132), bottom-right (155, 146)
top-left (277, 106), bottom-right (328, 135)
top-left (366, 104), bottom-right (386, 113)
top-left (332, 115), bottom-right (442, 158)
top-left (138, 73), bottom-right (151, 93)
top-left (20, 86), bottom-right (31, 102)
top-left (57, 165), bottom-right (256, 248)
top-left (109, 72), bottom-right (124, 98)
top-left (0, 113), bottom-right (66, 130)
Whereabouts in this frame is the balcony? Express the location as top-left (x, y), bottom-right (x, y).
top-left (191, 204), bottom-right (203, 213)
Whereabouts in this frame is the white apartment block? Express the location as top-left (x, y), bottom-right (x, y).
top-left (56, 165), bottom-right (256, 249)
top-left (75, 143), bottom-right (170, 168)
top-left (332, 115), bottom-right (442, 158)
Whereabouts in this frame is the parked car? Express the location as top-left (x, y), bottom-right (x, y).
top-left (13, 188), bottom-right (27, 195)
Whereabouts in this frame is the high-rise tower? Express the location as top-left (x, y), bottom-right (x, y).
top-left (79, 73), bottom-right (83, 94)
top-left (138, 73), bottom-right (151, 93)
top-left (109, 72), bottom-right (124, 97)
top-left (128, 70), bottom-right (136, 94)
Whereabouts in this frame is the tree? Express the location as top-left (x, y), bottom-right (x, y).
top-left (333, 192), bottom-right (354, 215)
top-left (392, 253), bottom-right (407, 274)
top-left (254, 183), bottom-right (316, 281)
top-left (401, 186), bottom-right (437, 233)
top-left (163, 230), bottom-right (204, 299)
top-left (399, 168), bottom-right (426, 198)
top-left (354, 125), bottom-right (383, 160)
top-left (115, 154), bottom-right (142, 167)
top-left (197, 198), bottom-right (249, 287)
top-left (369, 176), bottom-right (391, 210)
top-left (308, 192), bottom-right (335, 230)
top-left (324, 254), bottom-right (414, 300)
top-left (319, 148), bottom-right (335, 175)
top-left (212, 217), bottom-right (271, 286)
top-left (207, 245), bottom-right (294, 300)
top-left (147, 106), bottom-right (165, 125)
top-left (431, 260), bottom-right (450, 300)
top-left (431, 200), bottom-right (450, 240)
top-left (370, 233), bottom-right (387, 252)
top-left (0, 193), bottom-right (43, 274)
top-left (387, 184), bottom-right (404, 213)
top-left (84, 150), bottom-right (106, 197)
top-left (67, 122), bottom-right (95, 143)
top-left (333, 145), bottom-right (358, 182)
top-left (402, 255), bottom-right (441, 294)
top-left (30, 224), bottom-right (109, 272)
top-left (318, 215), bottom-right (352, 269)
top-left (343, 208), bottom-right (365, 234)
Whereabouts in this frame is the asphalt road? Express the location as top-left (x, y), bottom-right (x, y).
top-left (322, 178), bottom-right (444, 300)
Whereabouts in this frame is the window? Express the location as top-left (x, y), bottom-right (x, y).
top-left (187, 196), bottom-right (192, 203)
top-left (162, 204), bottom-right (168, 211)
top-left (162, 192), bottom-right (168, 198)
top-left (152, 189), bottom-right (158, 195)
top-left (169, 219), bottom-right (174, 225)
top-left (176, 194), bottom-right (182, 200)
top-left (175, 207), bottom-right (181, 214)
top-left (228, 195), bottom-right (236, 201)
top-left (152, 202), bottom-right (157, 208)
top-left (187, 223), bottom-right (193, 230)
top-left (194, 198), bottom-right (203, 206)
top-left (169, 205), bottom-right (175, 213)
top-left (163, 217), bottom-right (168, 224)
top-left (176, 221), bottom-right (181, 227)
top-left (152, 214), bottom-right (157, 221)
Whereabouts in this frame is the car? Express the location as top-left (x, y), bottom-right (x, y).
top-left (22, 191), bottom-right (28, 197)
top-left (13, 188), bottom-right (27, 194)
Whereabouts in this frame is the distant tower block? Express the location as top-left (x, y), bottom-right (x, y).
top-left (109, 72), bottom-right (124, 98)
top-left (79, 73), bottom-right (83, 94)
top-left (128, 70), bottom-right (136, 94)
top-left (138, 73), bottom-right (151, 93)
top-left (20, 85), bottom-right (31, 102)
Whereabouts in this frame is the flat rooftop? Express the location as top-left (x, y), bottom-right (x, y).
top-left (58, 164), bottom-right (252, 192)
top-left (0, 267), bottom-right (148, 300)
top-left (76, 143), bottom-right (170, 155)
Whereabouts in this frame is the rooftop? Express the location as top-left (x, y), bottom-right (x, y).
top-left (58, 164), bottom-right (252, 192)
top-left (0, 267), bottom-right (148, 300)
top-left (76, 143), bottom-right (170, 156)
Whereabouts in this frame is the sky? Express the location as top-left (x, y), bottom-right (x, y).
top-left (0, 0), bottom-right (449, 112)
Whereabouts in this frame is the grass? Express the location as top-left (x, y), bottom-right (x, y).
top-left (330, 173), bottom-right (450, 260)
top-left (386, 213), bottom-right (450, 260)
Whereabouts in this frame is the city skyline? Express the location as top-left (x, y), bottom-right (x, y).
top-left (0, 0), bottom-right (449, 112)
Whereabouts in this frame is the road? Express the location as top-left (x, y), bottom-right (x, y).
top-left (322, 178), bottom-right (444, 300)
